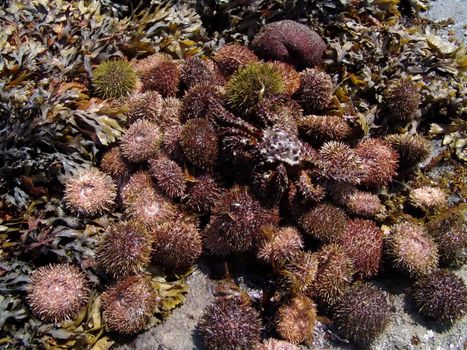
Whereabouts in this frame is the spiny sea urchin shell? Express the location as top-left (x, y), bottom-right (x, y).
top-left (257, 226), bottom-right (303, 267)
top-left (183, 175), bottom-right (224, 214)
top-left (298, 204), bottom-right (347, 244)
top-left (250, 20), bottom-right (326, 69)
top-left (356, 138), bottom-right (398, 188)
top-left (276, 295), bottom-right (317, 344)
top-left (257, 338), bottom-right (300, 350)
top-left (137, 54), bottom-right (180, 97)
top-left (120, 119), bottom-right (162, 163)
top-left (296, 68), bottom-right (333, 112)
top-left (386, 222), bottom-right (439, 276)
top-left (333, 282), bottom-right (391, 346)
top-left (121, 170), bottom-right (154, 206)
top-left (27, 264), bottom-right (89, 323)
top-left (269, 61), bottom-right (301, 95)
top-left (102, 275), bottom-right (159, 334)
top-left (385, 133), bottom-right (431, 167)
top-left (384, 78), bottom-right (421, 121)
top-left (180, 118), bottom-right (219, 170)
top-left (204, 186), bottom-right (280, 254)
top-left (181, 83), bottom-right (225, 122)
top-left (226, 62), bottom-right (285, 115)
top-left (100, 147), bottom-right (130, 180)
top-left (180, 56), bottom-right (217, 90)
top-left (92, 60), bottom-right (137, 99)
top-left (125, 91), bottom-right (163, 124)
top-left (411, 269), bottom-right (467, 323)
top-left (312, 244), bottom-right (354, 308)
top-left (329, 183), bottom-right (383, 218)
top-left (148, 155), bottom-right (186, 199)
top-left (256, 94), bottom-right (301, 134)
top-left (96, 221), bottom-right (153, 278)
top-left (298, 115), bottom-right (352, 145)
top-left (338, 219), bottom-right (383, 279)
top-left (214, 44), bottom-right (259, 76)
top-left (198, 297), bottom-right (262, 350)
top-left (152, 219), bottom-right (202, 271)
top-left (281, 251), bottom-right (319, 294)
top-left (409, 186), bottom-right (447, 210)
top-left (64, 168), bottom-right (116, 217)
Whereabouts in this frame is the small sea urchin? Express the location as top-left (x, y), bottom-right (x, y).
top-left (384, 78), bottom-right (421, 121)
top-left (257, 226), bottom-right (303, 267)
top-left (148, 155), bottom-right (186, 199)
top-left (276, 295), bottom-right (317, 344)
top-left (92, 60), bottom-right (137, 99)
top-left (296, 69), bottom-right (333, 112)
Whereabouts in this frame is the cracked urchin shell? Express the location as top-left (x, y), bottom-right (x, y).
top-left (148, 155), bottom-right (186, 199)
top-left (276, 295), bottom-right (317, 344)
top-left (64, 168), bottom-right (116, 217)
top-left (411, 269), bottom-right (467, 323)
top-left (137, 54), bottom-right (180, 97)
top-left (257, 225), bottom-right (303, 267)
top-left (92, 60), bottom-right (137, 99)
top-left (317, 141), bottom-right (364, 185)
top-left (102, 275), bottom-right (159, 334)
top-left (204, 186), bottom-right (280, 254)
top-left (386, 222), bottom-right (438, 276)
top-left (214, 44), bottom-right (259, 76)
top-left (27, 264), bottom-right (89, 323)
top-left (385, 133), bottom-right (431, 167)
top-left (329, 183), bottom-right (382, 218)
top-left (120, 119), bottom-right (162, 163)
top-left (312, 244), bottom-right (354, 308)
top-left (250, 20), bottom-right (325, 69)
top-left (338, 219), bottom-right (383, 279)
top-left (256, 94), bottom-right (302, 134)
top-left (384, 78), bottom-right (421, 121)
top-left (125, 91), bottom-right (163, 124)
top-left (183, 175), bottom-right (224, 214)
top-left (151, 219), bottom-right (202, 271)
top-left (257, 339), bottom-right (300, 350)
top-left (296, 68), bottom-right (333, 112)
top-left (258, 127), bottom-right (304, 167)
top-left (226, 62), bottom-right (285, 115)
top-left (356, 138), bottom-right (398, 188)
top-left (198, 297), bottom-right (261, 350)
top-left (280, 251), bottom-right (319, 294)
top-left (298, 204), bottom-right (347, 244)
top-left (298, 115), bottom-right (352, 146)
top-left (100, 147), bottom-right (130, 179)
top-left (180, 118), bottom-right (219, 170)
top-left (121, 171), bottom-right (154, 206)
top-left (269, 61), bottom-right (301, 95)
top-left (96, 221), bottom-right (153, 278)
top-left (334, 282), bottom-right (391, 346)
top-left (409, 186), bottom-right (447, 210)
top-left (180, 56), bottom-right (217, 90)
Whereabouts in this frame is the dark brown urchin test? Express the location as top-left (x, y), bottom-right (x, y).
top-left (183, 175), bottom-right (224, 214)
top-left (386, 222), bottom-right (439, 276)
top-left (148, 154), bottom-right (186, 199)
top-left (198, 296), bottom-right (262, 350)
top-left (338, 219), bottom-right (383, 279)
top-left (203, 186), bottom-right (280, 254)
top-left (312, 244), bottom-right (354, 309)
top-left (180, 118), bottom-right (219, 170)
top-left (151, 219), bottom-right (202, 271)
top-left (96, 221), bottom-right (153, 278)
top-left (27, 264), bottom-right (89, 323)
top-left (63, 168), bottom-right (116, 217)
top-left (213, 43), bottom-right (259, 76)
top-left (298, 203), bottom-right (347, 244)
top-left (92, 60), bottom-right (137, 99)
top-left (257, 225), bottom-right (303, 267)
top-left (276, 295), bottom-right (317, 345)
top-left (100, 147), bottom-right (130, 180)
top-left (385, 133), bottom-right (431, 167)
top-left (384, 77), bottom-right (421, 121)
top-left (101, 275), bottom-right (160, 334)
top-left (355, 138), bottom-right (399, 188)
top-left (411, 269), bottom-right (467, 323)
top-left (120, 119), bottom-right (162, 163)
top-left (136, 54), bottom-right (180, 97)
top-left (125, 90), bottom-right (163, 124)
top-left (295, 68), bottom-right (334, 112)
top-left (333, 282), bottom-right (392, 346)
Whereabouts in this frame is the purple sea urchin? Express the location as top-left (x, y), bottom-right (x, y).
top-left (121, 171), bottom-right (154, 206)
top-left (92, 60), bottom-right (137, 99)
top-left (125, 190), bottom-right (177, 228)
top-left (64, 168), bottom-right (116, 216)
top-left (296, 69), bottom-right (333, 112)
top-left (199, 297), bottom-right (262, 350)
top-left (183, 175), bottom-right (224, 214)
top-left (334, 283), bottom-right (391, 346)
top-left (330, 183), bottom-right (383, 218)
top-left (100, 147), bottom-right (130, 179)
top-left (276, 295), bottom-right (317, 344)
top-left (251, 20), bottom-right (326, 69)
top-left (148, 155), bottom-right (186, 199)
top-left (120, 119), bottom-right (162, 163)
top-left (298, 115), bottom-right (352, 145)
top-left (125, 91), bottom-right (163, 124)
top-left (339, 219), bottom-right (383, 279)
top-left (412, 269), bottom-right (467, 323)
top-left (214, 44), bottom-right (259, 76)
top-left (180, 56), bottom-right (217, 89)
top-left (384, 78), bottom-right (421, 121)
top-left (102, 275), bottom-right (159, 334)
top-left (27, 264), bottom-right (89, 323)
top-left (387, 222), bottom-right (438, 276)
top-left (257, 226), bottom-right (303, 267)
top-left (137, 54), bottom-right (180, 97)
top-left (181, 83), bottom-right (225, 122)
top-left (96, 221), bottom-right (153, 278)
top-left (298, 204), bottom-right (347, 244)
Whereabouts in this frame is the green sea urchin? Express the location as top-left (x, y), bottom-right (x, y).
top-left (92, 60), bottom-right (137, 99)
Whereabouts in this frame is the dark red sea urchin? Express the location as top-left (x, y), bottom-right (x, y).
top-left (27, 264), bottom-right (89, 323)
top-left (137, 54), bottom-right (180, 97)
top-left (183, 175), bottom-right (224, 214)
